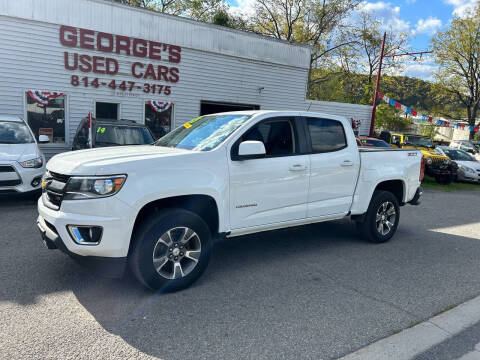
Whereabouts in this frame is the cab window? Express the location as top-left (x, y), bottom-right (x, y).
top-left (307, 118), bottom-right (347, 153)
top-left (240, 118), bottom-right (296, 157)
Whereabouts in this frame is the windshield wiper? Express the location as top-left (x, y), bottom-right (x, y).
top-left (0, 141), bottom-right (18, 144)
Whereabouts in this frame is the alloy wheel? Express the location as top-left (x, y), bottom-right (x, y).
top-left (152, 227), bottom-right (202, 279)
top-left (375, 201), bottom-right (396, 236)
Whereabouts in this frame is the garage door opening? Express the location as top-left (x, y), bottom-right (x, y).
top-left (200, 101), bottom-right (259, 116)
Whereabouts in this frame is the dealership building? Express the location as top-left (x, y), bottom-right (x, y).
top-left (0, 0), bottom-right (372, 158)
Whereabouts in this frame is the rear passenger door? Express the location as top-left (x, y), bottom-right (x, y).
top-left (304, 117), bottom-right (359, 218)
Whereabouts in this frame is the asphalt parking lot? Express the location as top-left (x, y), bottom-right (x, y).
top-left (1, 190), bottom-right (480, 360)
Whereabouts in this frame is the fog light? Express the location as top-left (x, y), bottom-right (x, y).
top-left (31, 176), bottom-right (42, 187)
top-left (67, 225), bottom-right (103, 245)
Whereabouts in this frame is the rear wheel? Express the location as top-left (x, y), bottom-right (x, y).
top-left (129, 209), bottom-right (212, 291)
top-left (356, 190), bottom-right (400, 243)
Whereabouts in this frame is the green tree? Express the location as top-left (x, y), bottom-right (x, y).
top-left (432, 3), bottom-right (480, 140)
top-left (212, 9), bottom-right (231, 27)
top-left (112, 0), bottom-right (226, 21)
top-left (374, 104), bottom-right (410, 132)
top-left (243, 0), bottom-right (359, 94)
top-left (420, 124), bottom-right (439, 140)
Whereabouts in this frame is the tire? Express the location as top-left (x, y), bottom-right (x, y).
top-left (435, 174), bottom-right (452, 185)
top-left (356, 190), bottom-right (400, 243)
top-left (129, 208), bottom-right (212, 291)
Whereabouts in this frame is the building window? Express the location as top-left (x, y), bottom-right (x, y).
top-left (96, 102), bottom-right (119, 119)
top-left (145, 100), bottom-right (173, 139)
top-left (26, 90), bottom-right (65, 144)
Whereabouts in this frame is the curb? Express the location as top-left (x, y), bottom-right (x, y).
top-left (338, 295), bottom-right (480, 360)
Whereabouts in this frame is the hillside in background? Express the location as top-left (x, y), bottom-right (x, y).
top-left (308, 70), bottom-right (465, 120)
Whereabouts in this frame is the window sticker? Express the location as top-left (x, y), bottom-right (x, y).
top-left (184, 123), bottom-right (192, 129)
top-left (97, 127), bottom-right (106, 134)
top-left (188, 116), bottom-right (203, 125)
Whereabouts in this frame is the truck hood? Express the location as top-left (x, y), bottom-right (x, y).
top-left (0, 143), bottom-right (39, 162)
top-left (47, 145), bottom-right (192, 175)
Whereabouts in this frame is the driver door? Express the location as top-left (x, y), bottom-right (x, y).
top-left (228, 116), bottom-right (309, 230)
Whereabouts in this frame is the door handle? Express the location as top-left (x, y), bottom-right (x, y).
top-left (341, 160), bottom-right (354, 167)
top-left (289, 164), bottom-right (307, 171)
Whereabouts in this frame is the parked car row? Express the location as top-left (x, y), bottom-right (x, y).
top-left (0, 115), bottom-right (155, 194)
top-left (356, 132), bottom-right (480, 185)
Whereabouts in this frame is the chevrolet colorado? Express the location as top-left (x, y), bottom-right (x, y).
top-left (37, 111), bottom-right (423, 291)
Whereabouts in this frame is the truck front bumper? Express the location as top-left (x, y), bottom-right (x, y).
top-left (37, 215), bottom-right (126, 278)
top-left (37, 196), bottom-right (135, 278)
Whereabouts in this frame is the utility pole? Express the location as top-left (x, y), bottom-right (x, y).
top-left (369, 32), bottom-right (433, 136)
top-left (369, 32), bottom-right (386, 137)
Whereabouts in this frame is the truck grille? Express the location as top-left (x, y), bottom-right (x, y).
top-left (431, 157), bottom-right (446, 165)
top-left (43, 171), bottom-right (71, 210)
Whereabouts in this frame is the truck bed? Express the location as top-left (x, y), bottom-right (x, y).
top-left (349, 147), bottom-right (422, 215)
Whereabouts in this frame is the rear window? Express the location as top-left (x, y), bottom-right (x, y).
top-left (95, 125), bottom-right (154, 146)
top-left (307, 118), bottom-right (347, 153)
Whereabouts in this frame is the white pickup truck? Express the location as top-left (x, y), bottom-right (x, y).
top-left (37, 111), bottom-right (423, 291)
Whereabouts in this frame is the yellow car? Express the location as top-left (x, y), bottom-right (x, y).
top-left (379, 131), bottom-right (458, 184)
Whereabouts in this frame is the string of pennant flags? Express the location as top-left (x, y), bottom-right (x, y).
top-left (378, 92), bottom-right (479, 133)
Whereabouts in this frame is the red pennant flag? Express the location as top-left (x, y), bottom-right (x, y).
top-left (395, 102), bottom-right (401, 109)
top-left (427, 116), bottom-right (433, 122)
top-left (87, 112), bottom-right (92, 129)
top-left (474, 126), bottom-right (479, 133)
top-left (411, 110), bottom-right (417, 116)
top-left (378, 92), bottom-right (384, 99)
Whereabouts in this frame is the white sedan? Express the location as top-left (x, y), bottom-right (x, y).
top-left (436, 146), bottom-right (480, 183)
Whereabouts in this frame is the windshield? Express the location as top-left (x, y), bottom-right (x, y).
top-left (155, 114), bottom-right (252, 151)
top-left (0, 121), bottom-right (34, 144)
top-left (95, 125), bottom-right (154, 147)
top-left (360, 139), bottom-right (391, 147)
top-left (404, 136), bottom-right (433, 148)
top-left (443, 149), bottom-right (476, 161)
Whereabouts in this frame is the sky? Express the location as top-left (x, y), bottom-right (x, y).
top-left (227, 0), bottom-right (479, 81)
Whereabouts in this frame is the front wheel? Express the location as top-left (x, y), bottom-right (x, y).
top-left (129, 209), bottom-right (212, 291)
top-left (356, 190), bottom-right (400, 243)
top-left (434, 174), bottom-right (453, 185)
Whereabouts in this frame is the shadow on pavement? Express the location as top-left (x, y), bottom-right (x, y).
top-left (2, 190), bottom-right (480, 359)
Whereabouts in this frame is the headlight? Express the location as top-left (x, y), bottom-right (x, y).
top-left (459, 165), bottom-right (474, 174)
top-left (18, 157), bottom-right (43, 168)
top-left (426, 157), bottom-right (433, 165)
top-left (64, 175), bottom-right (127, 200)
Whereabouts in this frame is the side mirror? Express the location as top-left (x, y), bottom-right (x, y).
top-left (237, 141), bottom-right (266, 160)
top-left (394, 140), bottom-right (402, 147)
top-left (38, 135), bottom-right (50, 143)
top-left (467, 149), bottom-right (475, 154)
